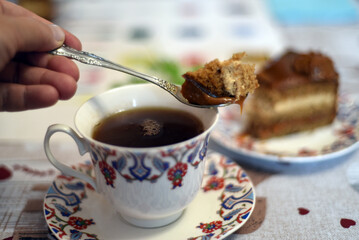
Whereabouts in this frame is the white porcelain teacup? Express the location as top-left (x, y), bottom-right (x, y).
top-left (44, 83), bottom-right (218, 228)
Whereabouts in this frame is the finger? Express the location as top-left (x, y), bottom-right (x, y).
top-left (0, 16), bottom-right (64, 54)
top-left (0, 16), bottom-right (64, 72)
top-left (16, 53), bottom-right (80, 81)
top-left (0, 62), bottom-right (77, 100)
top-left (18, 64), bottom-right (78, 100)
top-left (0, 55), bottom-right (80, 84)
top-left (0, 1), bottom-right (81, 50)
top-left (64, 33), bottom-right (82, 51)
top-left (0, 83), bottom-right (59, 111)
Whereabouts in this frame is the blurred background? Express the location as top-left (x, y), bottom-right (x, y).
top-left (1, 0), bottom-right (359, 142)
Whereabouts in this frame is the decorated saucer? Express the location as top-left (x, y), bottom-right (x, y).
top-left (212, 94), bottom-right (359, 164)
top-left (44, 152), bottom-right (255, 240)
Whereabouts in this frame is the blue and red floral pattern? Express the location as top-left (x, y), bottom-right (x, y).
top-left (68, 216), bottom-right (94, 230)
top-left (45, 163), bottom-right (98, 240)
top-left (198, 220), bottom-right (222, 233)
top-left (167, 162), bottom-right (188, 188)
top-left (89, 134), bottom-right (210, 189)
top-left (203, 176), bottom-right (224, 192)
top-left (190, 155), bottom-right (255, 240)
top-left (99, 160), bottom-right (116, 187)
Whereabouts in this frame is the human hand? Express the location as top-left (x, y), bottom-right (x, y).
top-left (0, 0), bottom-right (82, 111)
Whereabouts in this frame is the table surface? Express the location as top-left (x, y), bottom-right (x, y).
top-left (1, 0), bottom-right (359, 239)
top-left (1, 134), bottom-right (359, 239)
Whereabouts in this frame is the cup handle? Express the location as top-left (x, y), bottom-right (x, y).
top-left (44, 124), bottom-right (97, 191)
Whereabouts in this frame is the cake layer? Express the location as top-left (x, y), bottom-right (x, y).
top-left (245, 110), bottom-right (336, 139)
top-left (252, 81), bottom-right (337, 103)
top-left (273, 92), bottom-right (335, 113)
top-left (246, 89), bottom-right (337, 122)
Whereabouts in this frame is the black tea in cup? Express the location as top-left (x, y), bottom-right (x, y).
top-left (92, 107), bottom-right (204, 148)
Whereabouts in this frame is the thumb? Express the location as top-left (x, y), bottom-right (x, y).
top-left (0, 16), bottom-right (65, 56)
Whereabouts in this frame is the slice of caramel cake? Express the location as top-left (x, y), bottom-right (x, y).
top-left (244, 50), bottom-right (339, 139)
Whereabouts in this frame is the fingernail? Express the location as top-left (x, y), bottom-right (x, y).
top-left (50, 24), bottom-right (65, 43)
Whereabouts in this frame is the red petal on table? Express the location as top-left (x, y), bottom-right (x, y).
top-left (340, 218), bottom-right (356, 228)
top-left (298, 207), bottom-right (310, 215)
top-left (0, 165), bottom-right (12, 180)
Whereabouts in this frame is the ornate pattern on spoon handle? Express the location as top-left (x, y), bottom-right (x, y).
top-left (50, 45), bottom-right (104, 66)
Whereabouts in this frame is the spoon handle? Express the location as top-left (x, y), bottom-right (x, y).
top-left (50, 45), bottom-right (177, 93)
